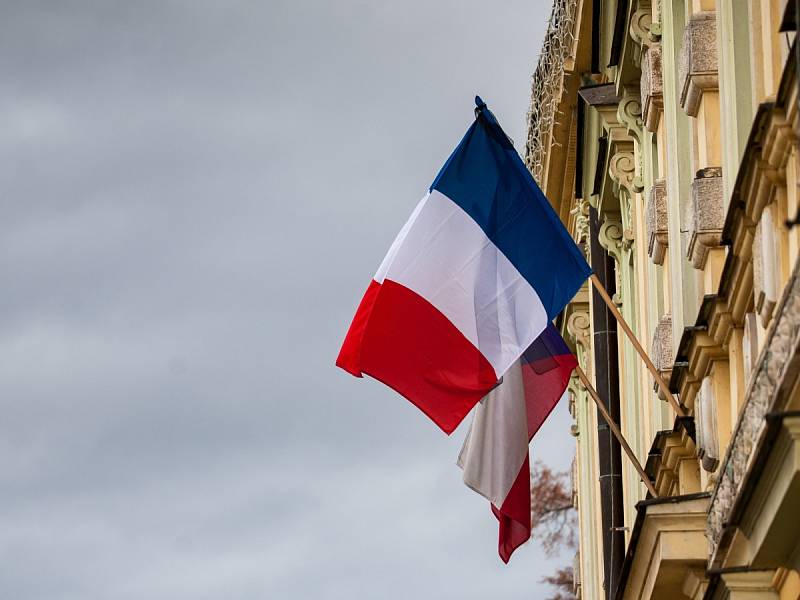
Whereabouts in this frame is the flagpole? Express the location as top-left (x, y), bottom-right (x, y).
top-left (589, 274), bottom-right (686, 418)
top-left (575, 364), bottom-right (658, 498)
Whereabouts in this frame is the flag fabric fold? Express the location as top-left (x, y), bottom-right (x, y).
top-left (457, 324), bottom-right (577, 562)
top-left (336, 97), bottom-right (590, 434)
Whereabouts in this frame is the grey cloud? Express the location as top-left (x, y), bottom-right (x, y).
top-left (0, 1), bottom-right (570, 598)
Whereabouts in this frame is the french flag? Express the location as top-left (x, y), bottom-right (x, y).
top-left (336, 96), bottom-right (590, 434)
top-left (458, 324), bottom-right (577, 562)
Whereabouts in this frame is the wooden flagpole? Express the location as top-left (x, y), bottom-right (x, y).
top-left (589, 274), bottom-right (686, 418)
top-left (575, 364), bottom-right (658, 498)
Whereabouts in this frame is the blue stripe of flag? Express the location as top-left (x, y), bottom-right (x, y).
top-left (430, 97), bottom-right (591, 320)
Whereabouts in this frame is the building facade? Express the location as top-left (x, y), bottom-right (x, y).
top-left (526, 0), bottom-right (800, 598)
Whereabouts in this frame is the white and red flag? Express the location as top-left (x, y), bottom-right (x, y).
top-left (458, 324), bottom-right (576, 562)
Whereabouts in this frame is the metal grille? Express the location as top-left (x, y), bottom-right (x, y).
top-left (524, 0), bottom-right (578, 184)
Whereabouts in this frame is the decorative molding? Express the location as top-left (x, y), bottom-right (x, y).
top-left (687, 167), bottom-right (724, 269)
top-left (641, 44), bottom-right (663, 132)
top-left (678, 11), bottom-right (718, 117)
top-left (647, 179), bottom-right (668, 265)
top-left (707, 255), bottom-right (800, 561)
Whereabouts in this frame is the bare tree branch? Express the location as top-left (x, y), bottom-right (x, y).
top-left (530, 460), bottom-right (577, 556)
top-left (531, 460), bottom-right (579, 599)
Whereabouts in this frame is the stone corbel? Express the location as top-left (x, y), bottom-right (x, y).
top-left (687, 167), bottom-right (724, 269)
top-left (678, 12), bottom-right (718, 117)
top-left (641, 43), bottom-right (663, 132)
top-left (647, 179), bottom-right (668, 265)
top-left (651, 313), bottom-right (673, 401)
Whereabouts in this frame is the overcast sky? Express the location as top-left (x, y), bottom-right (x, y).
top-left (0, 1), bottom-right (574, 598)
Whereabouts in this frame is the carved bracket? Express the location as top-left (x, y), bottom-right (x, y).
top-left (598, 218), bottom-right (630, 305)
top-left (567, 310), bottom-right (592, 354)
top-left (617, 88), bottom-right (644, 146)
top-left (609, 150), bottom-right (641, 197)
